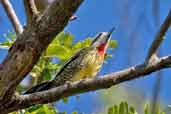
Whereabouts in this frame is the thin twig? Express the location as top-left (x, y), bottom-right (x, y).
top-left (145, 9), bottom-right (171, 63)
top-left (24, 0), bottom-right (39, 26)
top-left (1, 0), bottom-right (23, 34)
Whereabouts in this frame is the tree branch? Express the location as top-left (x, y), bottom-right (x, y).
top-left (1, 0), bottom-right (23, 34)
top-left (24, 0), bottom-right (40, 26)
top-left (145, 9), bottom-right (171, 62)
top-left (0, 0), bottom-right (83, 103)
top-left (19, 56), bottom-right (171, 103)
top-left (1, 55), bottom-right (171, 113)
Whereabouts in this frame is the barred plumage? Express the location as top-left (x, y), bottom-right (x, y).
top-left (24, 27), bottom-right (115, 94)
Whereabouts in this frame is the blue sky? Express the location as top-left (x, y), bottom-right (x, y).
top-left (0, 0), bottom-right (171, 113)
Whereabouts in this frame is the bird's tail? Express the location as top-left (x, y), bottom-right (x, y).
top-left (23, 81), bottom-right (54, 94)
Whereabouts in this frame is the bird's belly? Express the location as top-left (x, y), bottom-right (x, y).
top-left (72, 61), bottom-right (101, 81)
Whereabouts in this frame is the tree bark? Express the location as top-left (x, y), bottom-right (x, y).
top-left (0, 0), bottom-right (83, 108)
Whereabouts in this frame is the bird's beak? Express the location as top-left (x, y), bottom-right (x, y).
top-left (106, 27), bottom-right (115, 41)
top-left (108, 27), bottom-right (115, 38)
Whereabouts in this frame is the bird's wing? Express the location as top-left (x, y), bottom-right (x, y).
top-left (55, 47), bottom-right (88, 76)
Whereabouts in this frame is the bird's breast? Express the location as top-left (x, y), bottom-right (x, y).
top-left (72, 51), bottom-right (104, 81)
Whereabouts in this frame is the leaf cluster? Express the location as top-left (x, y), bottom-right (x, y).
top-left (107, 102), bottom-right (165, 114)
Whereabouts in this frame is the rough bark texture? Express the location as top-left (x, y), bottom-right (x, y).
top-left (0, 0), bottom-right (83, 112)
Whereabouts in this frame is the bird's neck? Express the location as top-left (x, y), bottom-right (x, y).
top-left (97, 43), bottom-right (107, 56)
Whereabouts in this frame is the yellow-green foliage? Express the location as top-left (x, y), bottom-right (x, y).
top-left (107, 102), bottom-right (165, 114)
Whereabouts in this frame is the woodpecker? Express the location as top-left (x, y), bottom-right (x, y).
top-left (24, 27), bottom-right (115, 94)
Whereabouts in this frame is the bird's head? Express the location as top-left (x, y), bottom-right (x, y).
top-left (91, 27), bottom-right (115, 55)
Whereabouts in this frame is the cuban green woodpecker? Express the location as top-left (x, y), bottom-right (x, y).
top-left (24, 28), bottom-right (115, 94)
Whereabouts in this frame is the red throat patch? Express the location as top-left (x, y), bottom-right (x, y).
top-left (97, 43), bottom-right (107, 55)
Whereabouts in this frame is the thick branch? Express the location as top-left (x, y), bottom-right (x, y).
top-left (1, 56), bottom-right (171, 113)
top-left (0, 0), bottom-right (83, 102)
top-left (1, 0), bottom-right (23, 34)
top-left (145, 9), bottom-right (171, 62)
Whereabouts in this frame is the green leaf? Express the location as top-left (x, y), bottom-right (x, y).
top-left (129, 106), bottom-right (136, 114)
top-left (36, 111), bottom-right (46, 114)
top-left (46, 45), bottom-right (71, 60)
top-left (43, 104), bottom-right (56, 114)
top-left (71, 38), bottom-right (92, 53)
top-left (0, 39), bottom-right (13, 48)
top-left (0, 32), bottom-right (16, 49)
top-left (71, 111), bottom-right (78, 114)
top-left (81, 38), bottom-right (92, 47)
top-left (16, 84), bottom-right (27, 93)
top-left (52, 36), bottom-right (60, 46)
top-left (6, 31), bottom-right (16, 40)
top-left (9, 111), bottom-right (19, 114)
top-left (119, 102), bottom-right (124, 114)
top-left (114, 105), bottom-right (118, 114)
top-left (57, 32), bottom-right (66, 41)
top-left (108, 106), bottom-right (115, 114)
top-left (47, 62), bottom-right (61, 73)
top-left (144, 104), bottom-right (149, 114)
top-left (61, 33), bottom-right (73, 46)
top-left (72, 41), bottom-right (82, 50)
top-left (56, 32), bottom-right (74, 47)
top-left (25, 104), bottom-right (57, 114)
top-left (109, 40), bottom-right (117, 48)
top-left (57, 112), bottom-right (67, 114)
top-left (26, 104), bottom-right (43, 113)
top-left (46, 32), bottom-right (74, 60)
top-left (62, 97), bottom-right (68, 104)
top-left (124, 102), bottom-right (129, 114)
top-left (104, 54), bottom-right (113, 59)
top-left (42, 68), bottom-right (51, 80)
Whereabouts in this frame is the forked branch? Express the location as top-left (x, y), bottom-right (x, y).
top-left (145, 9), bottom-right (171, 63)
